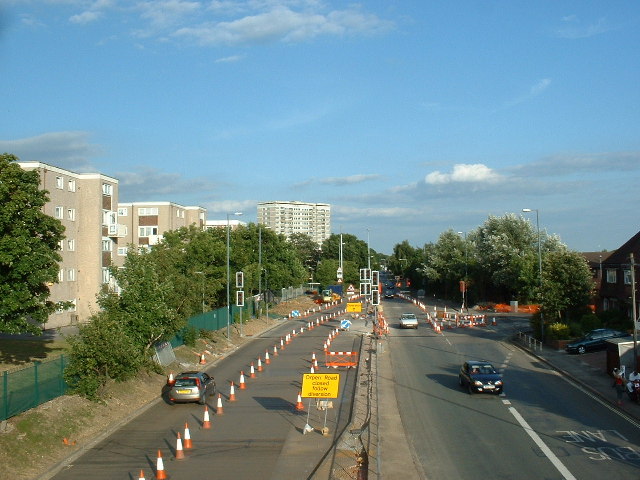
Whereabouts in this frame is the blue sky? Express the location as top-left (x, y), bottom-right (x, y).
top-left (1, 1), bottom-right (639, 254)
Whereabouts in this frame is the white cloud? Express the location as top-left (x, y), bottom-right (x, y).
top-left (555, 16), bottom-right (611, 39)
top-left (173, 5), bottom-right (392, 46)
top-left (215, 54), bottom-right (244, 63)
top-left (115, 166), bottom-right (219, 201)
top-left (69, 11), bottom-right (102, 24)
top-left (425, 164), bottom-right (502, 185)
top-left (0, 132), bottom-right (100, 171)
top-left (320, 174), bottom-right (381, 186)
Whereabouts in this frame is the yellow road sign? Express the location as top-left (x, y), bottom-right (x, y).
top-left (346, 302), bottom-right (362, 312)
top-left (301, 373), bottom-right (340, 398)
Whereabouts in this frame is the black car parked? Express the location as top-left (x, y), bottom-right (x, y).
top-left (565, 328), bottom-right (631, 354)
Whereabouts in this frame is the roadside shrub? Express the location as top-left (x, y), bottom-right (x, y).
top-left (64, 313), bottom-right (144, 400)
top-left (579, 313), bottom-right (601, 333)
top-left (546, 322), bottom-right (571, 340)
top-left (568, 322), bottom-right (582, 338)
top-left (182, 326), bottom-right (199, 347)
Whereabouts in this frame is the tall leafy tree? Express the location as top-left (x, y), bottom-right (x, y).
top-left (0, 153), bottom-right (67, 334)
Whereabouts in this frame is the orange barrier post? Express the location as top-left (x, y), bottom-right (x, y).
top-left (216, 394), bottom-right (224, 414)
top-left (175, 432), bottom-right (185, 460)
top-left (203, 406), bottom-right (211, 429)
top-left (183, 423), bottom-right (192, 449)
top-left (155, 450), bottom-right (166, 480)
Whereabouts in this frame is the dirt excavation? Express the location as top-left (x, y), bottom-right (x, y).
top-left (0, 295), bottom-right (319, 480)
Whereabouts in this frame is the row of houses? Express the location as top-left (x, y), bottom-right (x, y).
top-left (16, 161), bottom-right (334, 330)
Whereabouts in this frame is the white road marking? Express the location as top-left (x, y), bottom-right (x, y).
top-left (508, 406), bottom-right (577, 480)
top-left (502, 399), bottom-right (511, 405)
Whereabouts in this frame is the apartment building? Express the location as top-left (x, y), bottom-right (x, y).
top-left (18, 162), bottom-right (120, 329)
top-left (114, 202), bottom-right (207, 266)
top-left (257, 201), bottom-right (331, 245)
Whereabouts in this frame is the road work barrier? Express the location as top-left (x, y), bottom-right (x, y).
top-left (325, 351), bottom-right (358, 368)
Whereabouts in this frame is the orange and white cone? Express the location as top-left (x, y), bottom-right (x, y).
top-left (313, 357), bottom-right (318, 368)
top-left (229, 382), bottom-right (236, 401)
top-left (273, 344), bottom-right (279, 356)
top-left (175, 432), bottom-right (185, 460)
top-left (199, 353), bottom-right (206, 365)
top-left (265, 350), bottom-right (271, 364)
top-left (216, 393), bottom-right (224, 414)
top-left (250, 363), bottom-right (256, 378)
top-left (183, 423), bottom-right (193, 449)
top-left (166, 372), bottom-right (175, 386)
top-left (312, 352), bottom-right (316, 362)
top-left (239, 371), bottom-right (247, 389)
top-left (295, 392), bottom-right (304, 411)
top-left (310, 365), bottom-right (315, 374)
top-left (155, 450), bottom-right (166, 480)
top-left (203, 406), bottom-right (211, 429)
top-left (257, 358), bottom-right (263, 372)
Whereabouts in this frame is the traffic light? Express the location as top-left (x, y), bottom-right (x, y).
top-left (360, 282), bottom-right (371, 296)
top-left (360, 268), bottom-right (371, 282)
top-left (371, 289), bottom-right (380, 306)
top-left (236, 271), bottom-right (244, 288)
top-left (371, 270), bottom-right (379, 287)
top-left (236, 290), bottom-right (244, 307)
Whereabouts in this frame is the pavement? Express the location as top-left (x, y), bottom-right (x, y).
top-left (512, 333), bottom-right (640, 422)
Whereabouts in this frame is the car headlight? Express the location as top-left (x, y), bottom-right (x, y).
top-left (495, 380), bottom-right (503, 386)
top-left (473, 380), bottom-right (483, 386)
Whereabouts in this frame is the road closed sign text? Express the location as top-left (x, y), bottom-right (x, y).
top-left (301, 373), bottom-right (340, 398)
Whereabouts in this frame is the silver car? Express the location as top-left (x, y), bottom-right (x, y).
top-left (399, 313), bottom-right (419, 329)
top-left (169, 371), bottom-right (216, 405)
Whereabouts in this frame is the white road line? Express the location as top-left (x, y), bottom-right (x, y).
top-left (508, 406), bottom-right (577, 480)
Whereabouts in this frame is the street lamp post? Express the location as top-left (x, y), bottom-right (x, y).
top-left (226, 212), bottom-right (243, 340)
top-left (523, 208), bottom-right (544, 342)
top-left (195, 271), bottom-right (205, 314)
top-left (458, 232), bottom-right (468, 312)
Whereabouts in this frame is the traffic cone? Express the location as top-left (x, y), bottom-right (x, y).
top-left (312, 352), bottom-right (316, 362)
top-left (203, 406), bottom-right (211, 429)
top-left (250, 363), bottom-right (256, 378)
top-left (167, 372), bottom-right (175, 386)
top-left (310, 365), bottom-right (315, 373)
top-left (155, 450), bottom-right (166, 480)
top-left (229, 382), bottom-right (236, 401)
top-left (183, 423), bottom-right (192, 449)
top-left (492, 317), bottom-right (497, 326)
top-left (239, 371), bottom-right (247, 389)
top-left (175, 432), bottom-right (185, 459)
top-left (216, 394), bottom-right (224, 414)
top-left (313, 357), bottom-right (318, 368)
top-left (273, 344), bottom-right (279, 356)
top-left (295, 392), bottom-right (304, 411)
top-left (199, 353), bottom-right (206, 365)
top-left (257, 357), bottom-right (263, 372)
top-left (138, 469), bottom-right (146, 480)
top-left (265, 350), bottom-right (271, 364)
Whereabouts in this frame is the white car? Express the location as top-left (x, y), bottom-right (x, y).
top-left (399, 313), bottom-right (419, 329)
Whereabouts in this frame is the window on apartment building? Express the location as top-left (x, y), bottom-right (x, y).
top-left (54, 206), bottom-right (63, 219)
top-left (55, 176), bottom-right (64, 189)
top-left (102, 267), bottom-right (111, 284)
top-left (118, 207), bottom-right (128, 216)
top-left (139, 226), bottom-right (158, 237)
top-left (606, 269), bottom-right (617, 283)
top-left (117, 247), bottom-right (128, 256)
top-left (58, 270), bottom-right (64, 282)
top-left (67, 208), bottom-right (75, 221)
top-left (102, 239), bottom-right (112, 252)
top-left (58, 240), bottom-right (64, 251)
top-left (102, 183), bottom-right (112, 196)
top-left (138, 207), bottom-right (159, 216)
top-left (67, 239), bottom-right (75, 251)
top-left (624, 270), bottom-right (632, 285)
top-left (67, 269), bottom-right (76, 281)
top-left (68, 179), bottom-right (76, 192)
top-left (103, 210), bottom-right (116, 226)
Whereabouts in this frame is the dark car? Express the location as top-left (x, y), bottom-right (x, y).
top-left (459, 360), bottom-right (503, 394)
top-left (384, 289), bottom-right (394, 299)
top-left (169, 371), bottom-right (216, 405)
top-left (565, 328), bottom-right (631, 354)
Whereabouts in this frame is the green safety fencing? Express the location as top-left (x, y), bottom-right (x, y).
top-left (1, 355), bottom-right (69, 421)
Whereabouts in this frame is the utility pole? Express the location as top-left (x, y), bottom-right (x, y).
top-left (631, 253), bottom-right (638, 371)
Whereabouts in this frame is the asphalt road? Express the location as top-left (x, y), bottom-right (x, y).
top-left (46, 308), bottom-right (361, 480)
top-left (382, 298), bottom-right (640, 480)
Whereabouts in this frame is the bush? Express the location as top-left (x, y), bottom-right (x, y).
top-left (568, 322), bottom-right (582, 338)
top-left (182, 326), bottom-right (199, 347)
top-left (546, 322), bottom-right (571, 340)
top-left (579, 313), bottom-right (602, 333)
top-left (598, 310), bottom-right (631, 331)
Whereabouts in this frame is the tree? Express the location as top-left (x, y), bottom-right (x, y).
top-left (540, 248), bottom-right (595, 322)
top-left (0, 153), bottom-right (67, 334)
top-left (288, 233), bottom-right (321, 273)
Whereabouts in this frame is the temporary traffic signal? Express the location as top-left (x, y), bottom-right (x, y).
top-left (236, 271), bottom-right (244, 288)
top-left (371, 289), bottom-right (380, 306)
top-left (236, 290), bottom-right (245, 307)
top-left (371, 270), bottom-right (379, 287)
